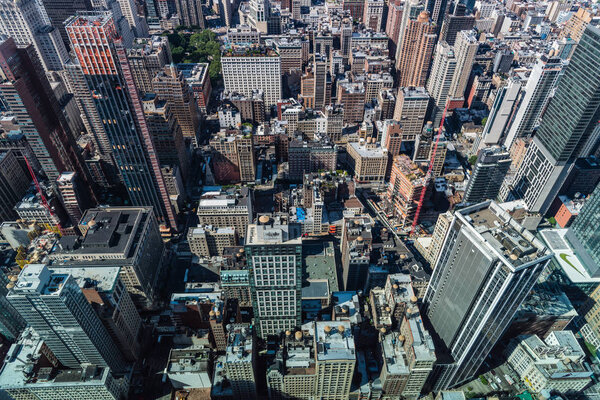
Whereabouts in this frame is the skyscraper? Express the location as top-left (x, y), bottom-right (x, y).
top-left (426, 0), bottom-right (448, 27)
top-left (504, 54), bottom-right (566, 149)
top-left (0, 37), bottom-right (96, 202)
top-left (66, 12), bottom-right (176, 228)
top-left (396, 10), bottom-right (438, 87)
top-left (477, 78), bottom-right (522, 149)
top-left (0, 0), bottom-right (69, 72)
top-left (174, 0), bottom-right (204, 28)
top-left (423, 201), bottom-right (552, 389)
top-left (565, 184), bottom-right (600, 276)
top-left (393, 86), bottom-right (431, 138)
top-left (510, 26), bottom-right (600, 213)
top-left (152, 64), bottom-right (200, 141)
top-left (245, 216), bottom-right (302, 337)
top-left (40, 0), bottom-right (94, 46)
top-left (439, 2), bottom-right (474, 46)
top-left (0, 271), bottom-right (26, 341)
top-left (7, 264), bottom-right (128, 372)
top-left (222, 45), bottom-right (282, 107)
top-left (463, 146), bottom-right (511, 203)
top-left (0, 150), bottom-right (30, 223)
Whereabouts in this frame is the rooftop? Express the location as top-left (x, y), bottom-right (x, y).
top-left (313, 321), bottom-right (355, 361)
top-left (246, 219), bottom-right (301, 245)
top-left (349, 141), bottom-right (387, 158)
top-left (459, 201), bottom-right (551, 269)
top-left (225, 325), bottom-right (253, 363)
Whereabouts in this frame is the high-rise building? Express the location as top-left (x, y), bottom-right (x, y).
top-left (245, 216), bottom-right (302, 337)
top-left (423, 210), bottom-right (451, 265)
top-left (477, 78), bottom-right (522, 149)
top-left (560, 7), bottom-right (593, 42)
top-left (55, 172), bottom-right (85, 226)
top-left (224, 325), bottom-right (256, 399)
top-left (565, 184), bottom-right (600, 276)
top-left (188, 225), bottom-right (237, 257)
top-left (288, 137), bottom-right (337, 181)
top-left (510, 26), bottom-right (600, 214)
top-left (341, 214), bottom-right (373, 291)
top-left (396, 10), bottom-right (437, 87)
top-left (142, 94), bottom-right (190, 180)
top-left (347, 139), bottom-right (388, 183)
top-left (248, 0), bottom-right (270, 32)
top-left (0, 271), bottom-right (26, 341)
top-left (49, 206), bottom-right (166, 308)
top-left (363, 0), bottom-right (384, 31)
top-left (423, 201), bottom-right (553, 389)
top-left (196, 186), bottom-right (253, 241)
top-left (50, 265), bottom-right (143, 361)
top-left (0, 37), bottom-right (96, 202)
top-left (439, 3), bottom-right (474, 46)
top-left (66, 12), bottom-right (176, 228)
top-left (504, 54), bottom-right (565, 149)
top-left (126, 36), bottom-right (172, 95)
top-left (463, 146), bottom-right (511, 203)
top-left (337, 80), bottom-right (366, 124)
top-left (209, 129), bottom-right (256, 183)
top-left (39, 0), bottom-right (94, 46)
top-left (0, 0), bottom-right (69, 72)
top-left (387, 155), bottom-right (428, 226)
top-left (116, 0), bottom-right (147, 36)
top-left (218, 0), bottom-right (233, 26)
top-left (314, 321), bottom-right (356, 399)
top-left (0, 150), bottom-right (30, 223)
top-left (222, 45), bottom-right (282, 107)
top-left (174, 0), bottom-right (204, 27)
top-left (179, 62), bottom-right (212, 113)
top-left (386, 0), bottom-right (404, 45)
top-left (427, 41), bottom-right (457, 123)
top-left (394, 86), bottom-right (431, 139)
top-left (7, 264), bottom-right (128, 372)
top-left (152, 64), bottom-right (200, 142)
top-left (426, 0), bottom-right (448, 27)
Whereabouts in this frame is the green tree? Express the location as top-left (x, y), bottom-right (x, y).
top-left (171, 46), bottom-right (185, 63)
top-left (468, 155), bottom-right (478, 165)
top-left (481, 116), bottom-right (488, 126)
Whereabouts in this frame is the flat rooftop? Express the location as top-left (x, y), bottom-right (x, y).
top-left (313, 321), bottom-right (355, 361)
top-left (48, 266), bottom-right (119, 293)
top-left (459, 201), bottom-right (551, 270)
top-left (246, 221), bottom-right (301, 245)
top-left (349, 142), bottom-right (386, 158)
top-left (303, 240), bottom-right (338, 293)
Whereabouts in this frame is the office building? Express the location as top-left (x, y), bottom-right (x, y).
top-left (188, 225), bottom-right (237, 258)
top-left (152, 64), bottom-right (200, 141)
top-left (387, 155), bottom-right (428, 227)
top-left (337, 81), bottom-right (366, 124)
top-left (566, 184), bottom-right (600, 275)
top-left (245, 217), bottom-right (302, 337)
top-left (223, 325), bottom-right (256, 399)
top-left (222, 45), bottom-right (281, 107)
top-left (386, 0), bottom-right (404, 45)
top-left (179, 63), bottom-right (212, 112)
top-left (347, 139), bottom-right (388, 183)
top-left (505, 331), bottom-right (592, 393)
top-left (560, 7), bottom-right (593, 42)
top-left (439, 3), bottom-right (474, 46)
top-left (66, 13), bottom-right (176, 228)
top-left (196, 186), bottom-right (253, 241)
top-left (49, 206), bottom-right (166, 308)
top-left (504, 54), bottom-right (565, 149)
top-left (394, 87), bottom-right (431, 139)
top-left (7, 264), bottom-right (127, 372)
top-left (426, 0), bottom-right (448, 27)
top-left (50, 265), bottom-right (142, 361)
top-left (341, 215), bottom-right (373, 291)
top-left (14, 193), bottom-right (62, 227)
top-left (142, 94), bottom-right (190, 179)
top-left (0, 0), bottom-right (69, 72)
top-left (314, 321), bottom-right (356, 399)
top-left (0, 272), bottom-right (26, 341)
top-left (396, 10), bottom-right (437, 87)
top-left (511, 26), bottom-right (600, 214)
top-left (55, 172), bottom-right (84, 226)
top-left (126, 36), bottom-right (172, 95)
top-left (477, 78), bottom-right (521, 149)
top-left (166, 343), bottom-right (211, 389)
top-left (0, 329), bottom-right (128, 400)
top-left (40, 0), bottom-right (94, 45)
top-left (363, 0), bottom-right (384, 31)
top-left (423, 211), bottom-right (451, 265)
top-left (463, 147), bottom-right (511, 203)
top-left (175, 0), bottom-right (204, 27)
top-left (0, 37), bottom-right (93, 193)
top-left (209, 130), bottom-right (256, 183)
top-left (288, 138), bottom-right (337, 181)
top-left (423, 201), bottom-right (553, 389)
top-left (0, 150), bottom-right (30, 223)
top-left (276, 38), bottom-right (303, 75)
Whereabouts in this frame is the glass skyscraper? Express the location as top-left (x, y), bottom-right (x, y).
top-left (65, 12), bottom-right (176, 228)
top-left (566, 184), bottom-right (600, 276)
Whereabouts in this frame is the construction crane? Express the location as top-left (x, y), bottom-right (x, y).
top-left (23, 156), bottom-right (63, 235)
top-left (410, 101), bottom-right (450, 237)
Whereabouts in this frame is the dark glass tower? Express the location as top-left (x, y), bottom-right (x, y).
top-left (566, 184), bottom-right (600, 276)
top-left (66, 12), bottom-right (177, 228)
